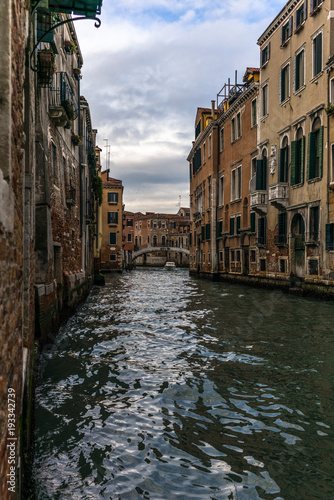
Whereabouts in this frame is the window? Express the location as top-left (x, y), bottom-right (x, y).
top-left (295, 1), bottom-right (307, 31)
top-left (108, 192), bottom-right (118, 203)
top-left (195, 120), bottom-right (201, 139)
top-left (291, 127), bottom-right (305, 185)
top-left (205, 223), bottom-right (211, 241)
top-left (231, 166), bottom-right (242, 201)
top-left (261, 42), bottom-right (270, 67)
top-left (280, 64), bottom-right (290, 103)
top-left (331, 143), bottom-right (334, 183)
top-left (279, 137), bottom-right (289, 183)
top-left (203, 142), bottom-right (206, 164)
top-left (236, 215), bottom-right (241, 235)
top-left (220, 128), bottom-right (225, 151)
top-left (219, 176), bottom-right (224, 206)
top-left (230, 217), bottom-right (235, 236)
top-left (251, 157), bottom-right (257, 179)
top-left (309, 206), bottom-right (319, 241)
top-left (279, 259), bottom-right (287, 273)
top-left (126, 218), bottom-right (133, 226)
top-left (109, 254), bottom-right (116, 261)
top-left (251, 98), bottom-right (257, 127)
top-left (326, 223), bottom-right (334, 250)
top-left (255, 157), bottom-right (267, 190)
top-left (236, 112), bottom-right (241, 138)
top-left (313, 32), bottom-right (322, 77)
top-left (260, 259), bottom-right (266, 271)
top-left (276, 212), bottom-right (287, 245)
top-left (310, 0), bottom-right (323, 15)
top-left (109, 232), bottom-right (117, 245)
top-left (295, 50), bottom-right (305, 92)
top-left (217, 220), bottom-right (223, 238)
top-left (192, 148), bottom-right (202, 174)
top-left (281, 17), bottom-right (293, 46)
top-left (52, 142), bottom-right (57, 184)
top-left (262, 84), bottom-right (268, 117)
top-left (127, 233), bottom-right (132, 243)
top-left (250, 212), bottom-right (256, 233)
top-left (108, 212), bottom-right (118, 224)
top-left (257, 217), bottom-right (267, 245)
top-left (250, 249), bottom-right (256, 262)
top-left (308, 259), bottom-right (318, 275)
top-left (208, 135), bottom-right (212, 157)
top-left (307, 118), bottom-right (323, 180)
top-left (231, 117), bottom-right (236, 142)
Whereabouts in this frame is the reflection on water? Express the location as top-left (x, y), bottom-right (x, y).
top-left (33, 269), bottom-right (334, 499)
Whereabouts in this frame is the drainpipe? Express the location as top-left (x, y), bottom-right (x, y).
top-left (78, 77), bottom-right (83, 239)
top-left (327, 67), bottom-right (331, 226)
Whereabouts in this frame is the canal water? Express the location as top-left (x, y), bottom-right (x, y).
top-left (33, 268), bottom-right (334, 499)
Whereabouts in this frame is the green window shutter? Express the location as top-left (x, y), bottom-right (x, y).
top-left (307, 132), bottom-right (316, 180)
top-left (318, 126), bottom-right (324, 178)
top-left (236, 215), bottom-right (241, 234)
top-left (290, 141), bottom-right (297, 185)
top-left (230, 217), bottom-right (235, 236)
top-left (250, 212), bottom-right (256, 232)
top-left (256, 159), bottom-right (263, 190)
top-left (301, 135), bottom-right (305, 183)
top-left (201, 226), bottom-right (205, 241)
top-left (279, 148), bottom-right (285, 182)
top-left (217, 221), bottom-right (223, 238)
top-left (316, 33), bottom-right (322, 75)
top-left (280, 68), bottom-right (285, 102)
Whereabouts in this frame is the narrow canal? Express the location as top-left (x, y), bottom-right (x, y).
top-left (33, 269), bottom-right (334, 499)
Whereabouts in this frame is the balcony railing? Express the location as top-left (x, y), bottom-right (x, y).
top-left (250, 191), bottom-right (267, 214)
top-left (269, 182), bottom-right (289, 209)
top-left (49, 72), bottom-right (78, 126)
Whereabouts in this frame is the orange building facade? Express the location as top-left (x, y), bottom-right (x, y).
top-left (100, 171), bottom-right (123, 271)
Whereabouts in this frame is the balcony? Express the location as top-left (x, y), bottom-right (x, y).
top-left (269, 182), bottom-right (289, 209)
top-left (250, 191), bottom-right (267, 214)
top-left (66, 186), bottom-right (76, 206)
top-left (49, 72), bottom-right (79, 126)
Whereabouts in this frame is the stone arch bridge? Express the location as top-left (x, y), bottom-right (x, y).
top-left (132, 246), bottom-right (190, 260)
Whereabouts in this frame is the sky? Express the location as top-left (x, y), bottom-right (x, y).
top-left (75, 0), bottom-right (286, 214)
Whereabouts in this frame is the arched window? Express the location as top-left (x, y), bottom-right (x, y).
top-left (161, 235), bottom-right (166, 246)
top-left (153, 235), bottom-right (157, 247)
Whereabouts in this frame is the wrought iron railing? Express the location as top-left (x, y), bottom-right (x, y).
top-left (49, 72), bottom-right (79, 120)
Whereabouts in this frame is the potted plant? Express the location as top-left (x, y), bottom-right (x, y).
top-left (61, 99), bottom-right (75, 120)
top-left (73, 67), bottom-right (81, 80)
top-left (71, 134), bottom-right (81, 146)
top-left (325, 103), bottom-right (334, 115)
top-left (37, 49), bottom-right (56, 86)
top-left (64, 40), bottom-right (76, 54)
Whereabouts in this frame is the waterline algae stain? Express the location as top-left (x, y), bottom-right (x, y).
top-left (32, 269), bottom-right (334, 499)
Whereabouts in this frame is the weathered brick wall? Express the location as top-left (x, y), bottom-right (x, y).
top-left (0, 0), bottom-right (27, 498)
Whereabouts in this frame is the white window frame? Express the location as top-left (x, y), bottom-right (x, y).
top-left (312, 29), bottom-right (323, 78)
top-left (280, 62), bottom-right (290, 104)
top-left (219, 176), bottom-right (224, 206)
top-left (251, 98), bottom-right (257, 128)
top-left (294, 47), bottom-right (305, 93)
top-left (262, 83), bottom-right (268, 117)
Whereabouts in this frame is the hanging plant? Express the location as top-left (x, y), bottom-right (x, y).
top-left (73, 67), bottom-right (81, 80)
top-left (71, 134), bottom-right (81, 146)
top-left (64, 40), bottom-right (76, 54)
top-left (61, 99), bottom-right (75, 120)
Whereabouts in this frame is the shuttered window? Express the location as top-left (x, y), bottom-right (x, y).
top-left (201, 226), bottom-right (205, 242)
top-left (261, 42), bottom-right (270, 67)
top-left (307, 126), bottom-right (323, 180)
top-left (230, 217), bottom-right (235, 236)
top-left (279, 145), bottom-right (289, 182)
top-left (310, 206), bottom-right (319, 241)
top-left (256, 158), bottom-right (267, 190)
top-left (217, 221), bottom-right (223, 238)
top-left (313, 33), bottom-right (322, 77)
top-left (291, 137), bottom-right (305, 185)
top-left (277, 212), bottom-right (287, 245)
top-left (280, 65), bottom-right (289, 103)
top-left (281, 17), bottom-right (293, 46)
top-left (108, 212), bottom-right (118, 224)
top-left (236, 215), bottom-right (241, 235)
top-left (193, 148), bottom-right (202, 175)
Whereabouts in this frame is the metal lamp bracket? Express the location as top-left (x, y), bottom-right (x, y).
top-left (30, 13), bottom-right (101, 72)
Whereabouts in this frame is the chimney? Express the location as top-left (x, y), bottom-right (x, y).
top-left (211, 100), bottom-right (215, 119)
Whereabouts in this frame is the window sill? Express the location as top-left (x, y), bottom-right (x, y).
top-left (291, 182), bottom-right (304, 189)
top-left (305, 240), bottom-right (320, 246)
top-left (230, 198), bottom-right (241, 205)
top-left (280, 97), bottom-right (290, 107)
top-left (310, 71), bottom-right (323, 84)
top-left (294, 85), bottom-right (306, 96)
top-left (261, 61), bottom-right (269, 70)
top-left (280, 39), bottom-right (290, 48)
top-left (307, 176), bottom-right (322, 184)
top-left (310, 5), bottom-right (322, 16)
top-left (294, 23), bottom-right (305, 35)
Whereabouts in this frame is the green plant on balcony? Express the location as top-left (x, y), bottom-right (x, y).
top-left (71, 134), bottom-right (81, 146)
top-left (61, 99), bottom-right (75, 120)
top-left (73, 67), bottom-right (81, 80)
top-left (93, 174), bottom-right (103, 206)
top-left (325, 103), bottom-right (334, 115)
top-left (64, 40), bottom-right (76, 54)
top-left (37, 49), bottom-right (57, 86)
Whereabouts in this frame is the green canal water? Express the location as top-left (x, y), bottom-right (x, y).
top-left (32, 268), bottom-right (334, 499)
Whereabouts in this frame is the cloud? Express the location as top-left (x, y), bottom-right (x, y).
top-left (75, 0), bottom-right (286, 213)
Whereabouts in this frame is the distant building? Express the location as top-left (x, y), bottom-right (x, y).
top-left (123, 210), bottom-right (135, 269)
top-left (133, 209), bottom-right (190, 266)
top-left (100, 171), bottom-right (124, 271)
